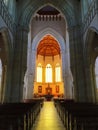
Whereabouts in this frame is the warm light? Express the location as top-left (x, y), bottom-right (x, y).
top-left (37, 63), bottom-right (42, 82)
top-left (55, 63), bottom-right (61, 82)
top-left (46, 64), bottom-right (52, 82)
top-left (34, 102), bottom-right (63, 129)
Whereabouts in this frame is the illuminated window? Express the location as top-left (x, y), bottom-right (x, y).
top-left (55, 63), bottom-right (61, 82)
top-left (37, 63), bottom-right (42, 82)
top-left (46, 64), bottom-right (52, 82)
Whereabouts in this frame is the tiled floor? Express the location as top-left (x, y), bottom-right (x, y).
top-left (31, 101), bottom-right (66, 130)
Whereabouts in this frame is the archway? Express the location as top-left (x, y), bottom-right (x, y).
top-left (20, 1), bottom-right (75, 27)
top-left (34, 34), bottom-right (64, 99)
top-left (24, 27), bottom-right (73, 100)
top-left (22, 4), bottom-right (74, 100)
top-left (0, 32), bottom-right (8, 103)
top-left (0, 28), bottom-right (13, 103)
top-left (85, 28), bottom-right (98, 102)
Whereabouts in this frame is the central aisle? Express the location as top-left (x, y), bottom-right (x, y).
top-left (31, 101), bottom-right (66, 130)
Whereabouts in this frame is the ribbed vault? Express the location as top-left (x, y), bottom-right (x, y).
top-left (19, 0), bottom-right (76, 27)
top-left (37, 35), bottom-right (60, 56)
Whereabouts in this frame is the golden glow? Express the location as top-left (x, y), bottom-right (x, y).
top-left (37, 63), bottom-right (42, 82)
top-left (35, 35), bottom-right (64, 97)
top-left (46, 64), bottom-right (52, 82)
top-left (55, 63), bottom-right (61, 82)
top-left (37, 35), bottom-right (60, 56)
top-left (33, 102), bottom-right (65, 130)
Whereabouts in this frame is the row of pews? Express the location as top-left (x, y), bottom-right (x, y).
top-left (54, 98), bottom-right (98, 130)
top-left (0, 98), bottom-right (44, 130)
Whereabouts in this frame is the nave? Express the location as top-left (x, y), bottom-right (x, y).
top-left (31, 101), bottom-right (66, 130)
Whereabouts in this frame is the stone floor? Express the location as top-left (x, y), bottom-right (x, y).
top-left (31, 101), bottom-right (66, 130)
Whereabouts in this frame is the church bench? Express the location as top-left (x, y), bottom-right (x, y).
top-left (54, 99), bottom-right (98, 130)
top-left (0, 99), bottom-right (43, 130)
top-left (0, 103), bottom-right (35, 130)
top-left (64, 103), bottom-right (98, 130)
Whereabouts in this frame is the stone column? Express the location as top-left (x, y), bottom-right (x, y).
top-left (62, 48), bottom-right (73, 99)
top-left (61, 49), bottom-right (66, 98)
top-left (26, 49), bottom-right (36, 99)
top-left (32, 49), bottom-right (36, 94)
top-left (84, 54), bottom-right (96, 102)
top-left (68, 25), bottom-right (87, 102)
top-left (11, 25), bottom-right (29, 102)
top-left (1, 64), bottom-right (7, 103)
top-left (4, 60), bottom-right (13, 103)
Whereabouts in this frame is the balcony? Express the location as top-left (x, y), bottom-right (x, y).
top-left (83, 0), bottom-right (98, 33)
top-left (0, 0), bottom-right (16, 35)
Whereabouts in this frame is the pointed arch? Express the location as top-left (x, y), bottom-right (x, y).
top-left (32, 27), bottom-right (65, 52)
top-left (84, 27), bottom-right (98, 64)
top-left (0, 27), bottom-right (13, 102)
top-left (84, 27), bottom-right (98, 102)
top-left (19, 0), bottom-right (75, 27)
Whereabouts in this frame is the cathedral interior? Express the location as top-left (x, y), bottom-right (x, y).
top-left (0, 0), bottom-right (98, 130)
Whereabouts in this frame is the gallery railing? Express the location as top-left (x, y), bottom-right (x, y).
top-left (83, 0), bottom-right (98, 33)
top-left (0, 0), bottom-right (16, 35)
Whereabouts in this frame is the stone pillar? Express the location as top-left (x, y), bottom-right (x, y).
top-left (4, 60), bottom-right (13, 103)
top-left (11, 25), bottom-right (29, 102)
top-left (32, 49), bottom-right (36, 94)
top-left (68, 25), bottom-right (87, 102)
top-left (1, 64), bottom-right (7, 103)
top-left (26, 49), bottom-right (36, 99)
top-left (84, 54), bottom-right (96, 102)
top-left (61, 49), bottom-right (66, 98)
top-left (62, 48), bottom-right (73, 99)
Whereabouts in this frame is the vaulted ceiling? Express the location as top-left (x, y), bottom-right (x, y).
top-left (37, 5), bottom-right (60, 15)
top-left (37, 35), bottom-right (60, 56)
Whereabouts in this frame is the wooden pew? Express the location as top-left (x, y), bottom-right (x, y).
top-left (64, 102), bottom-right (98, 130)
top-left (54, 98), bottom-right (98, 130)
top-left (0, 98), bottom-right (43, 130)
